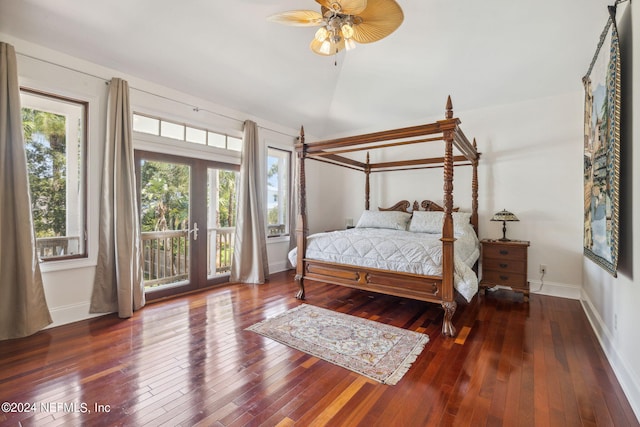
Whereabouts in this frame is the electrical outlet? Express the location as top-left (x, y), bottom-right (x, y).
top-left (539, 264), bottom-right (547, 275)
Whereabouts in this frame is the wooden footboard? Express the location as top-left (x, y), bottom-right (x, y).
top-left (295, 259), bottom-right (458, 336)
top-left (302, 259), bottom-right (442, 302)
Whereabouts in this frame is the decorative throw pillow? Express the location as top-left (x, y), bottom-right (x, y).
top-left (355, 210), bottom-right (411, 231)
top-left (409, 211), bottom-right (473, 235)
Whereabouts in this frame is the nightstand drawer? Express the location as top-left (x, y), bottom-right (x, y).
top-left (482, 244), bottom-right (527, 260)
top-left (482, 258), bottom-right (526, 274)
top-left (481, 270), bottom-right (528, 288)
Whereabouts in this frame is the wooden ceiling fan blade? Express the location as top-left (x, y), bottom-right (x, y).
top-left (268, 10), bottom-right (324, 26)
top-left (351, 0), bottom-right (403, 43)
top-left (315, 0), bottom-right (367, 15)
top-left (310, 37), bottom-right (345, 56)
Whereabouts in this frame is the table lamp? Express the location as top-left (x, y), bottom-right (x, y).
top-left (491, 209), bottom-right (519, 241)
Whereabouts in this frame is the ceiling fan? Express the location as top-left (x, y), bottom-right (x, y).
top-left (268, 0), bottom-right (404, 57)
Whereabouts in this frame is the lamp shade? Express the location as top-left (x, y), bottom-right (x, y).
top-left (491, 209), bottom-right (519, 222)
top-left (490, 209), bottom-right (519, 241)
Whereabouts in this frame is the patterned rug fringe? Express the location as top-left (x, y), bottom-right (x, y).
top-left (383, 336), bottom-right (429, 385)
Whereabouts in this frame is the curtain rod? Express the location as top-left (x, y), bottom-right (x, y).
top-left (16, 51), bottom-right (296, 138)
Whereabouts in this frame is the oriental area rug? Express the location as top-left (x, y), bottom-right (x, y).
top-left (246, 304), bottom-right (429, 385)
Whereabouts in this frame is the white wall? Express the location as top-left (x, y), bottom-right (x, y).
top-left (463, 93), bottom-right (584, 298)
top-left (581, 3), bottom-right (640, 420)
top-left (2, 33), bottom-right (298, 328)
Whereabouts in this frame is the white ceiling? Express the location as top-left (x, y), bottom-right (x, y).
top-left (0, 0), bottom-right (611, 137)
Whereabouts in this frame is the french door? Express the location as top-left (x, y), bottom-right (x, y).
top-left (135, 150), bottom-right (239, 300)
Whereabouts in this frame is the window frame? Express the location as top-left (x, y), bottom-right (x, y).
top-left (133, 112), bottom-right (242, 152)
top-left (20, 87), bottom-right (89, 262)
top-left (266, 146), bottom-right (292, 239)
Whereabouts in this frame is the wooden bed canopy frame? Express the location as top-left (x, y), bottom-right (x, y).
top-left (294, 96), bottom-right (480, 337)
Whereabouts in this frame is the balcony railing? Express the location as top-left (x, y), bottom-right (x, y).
top-left (36, 236), bottom-right (81, 259)
top-left (141, 227), bottom-right (235, 288)
top-left (208, 227), bottom-right (234, 276)
top-left (35, 228), bottom-right (235, 288)
top-left (267, 223), bottom-right (287, 237)
top-left (141, 230), bottom-right (189, 288)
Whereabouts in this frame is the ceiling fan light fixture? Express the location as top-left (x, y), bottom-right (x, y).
top-left (341, 23), bottom-right (354, 39)
top-left (344, 38), bottom-right (357, 51)
top-left (319, 40), bottom-right (332, 54)
top-left (315, 27), bottom-right (329, 42)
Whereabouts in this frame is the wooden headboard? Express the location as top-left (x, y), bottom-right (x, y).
top-left (378, 200), bottom-right (411, 212)
top-left (378, 200), bottom-right (459, 213)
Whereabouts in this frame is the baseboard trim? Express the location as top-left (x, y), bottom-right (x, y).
top-left (529, 279), bottom-right (581, 300)
top-left (269, 260), bottom-right (289, 275)
top-left (47, 302), bottom-right (105, 329)
top-left (581, 290), bottom-right (640, 422)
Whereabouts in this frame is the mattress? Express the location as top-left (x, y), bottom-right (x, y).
top-left (288, 227), bottom-right (480, 302)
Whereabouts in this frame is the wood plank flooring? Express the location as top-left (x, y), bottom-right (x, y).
top-left (0, 270), bottom-right (637, 426)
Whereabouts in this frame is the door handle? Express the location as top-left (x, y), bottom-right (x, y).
top-left (189, 222), bottom-right (199, 241)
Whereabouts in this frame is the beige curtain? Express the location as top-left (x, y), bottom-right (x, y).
top-left (0, 42), bottom-right (52, 340)
top-left (230, 120), bottom-right (269, 283)
top-left (90, 78), bottom-right (145, 317)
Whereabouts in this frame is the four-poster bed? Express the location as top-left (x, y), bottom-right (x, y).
top-left (291, 97), bottom-right (480, 337)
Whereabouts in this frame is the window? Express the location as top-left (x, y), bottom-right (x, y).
top-left (133, 113), bottom-right (241, 151)
top-left (266, 147), bottom-right (291, 237)
top-left (20, 89), bottom-right (87, 261)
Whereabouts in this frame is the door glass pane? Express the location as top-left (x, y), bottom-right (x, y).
top-left (227, 136), bottom-right (242, 151)
top-left (207, 168), bottom-right (238, 279)
top-left (140, 160), bottom-right (191, 290)
top-left (160, 121), bottom-right (184, 140)
top-left (133, 114), bottom-right (160, 135)
top-left (186, 127), bottom-right (206, 145)
top-left (207, 131), bottom-right (226, 149)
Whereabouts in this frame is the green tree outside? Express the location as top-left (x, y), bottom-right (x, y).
top-left (22, 108), bottom-right (67, 238)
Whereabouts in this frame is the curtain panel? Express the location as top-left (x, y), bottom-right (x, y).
top-left (0, 42), bottom-right (52, 340)
top-left (230, 120), bottom-right (269, 284)
top-left (90, 78), bottom-right (145, 317)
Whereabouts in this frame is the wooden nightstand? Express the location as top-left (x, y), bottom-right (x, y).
top-left (480, 239), bottom-right (530, 301)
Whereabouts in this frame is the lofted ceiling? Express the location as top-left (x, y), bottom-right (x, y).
top-left (0, 0), bottom-right (611, 137)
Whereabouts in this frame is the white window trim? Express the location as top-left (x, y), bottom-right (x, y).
top-left (133, 131), bottom-right (241, 166)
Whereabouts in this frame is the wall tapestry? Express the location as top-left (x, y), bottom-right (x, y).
top-left (582, 5), bottom-right (621, 277)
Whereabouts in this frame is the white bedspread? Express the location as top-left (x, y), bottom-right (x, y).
top-left (288, 228), bottom-right (479, 302)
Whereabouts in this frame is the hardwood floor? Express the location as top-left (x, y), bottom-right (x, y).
top-left (0, 270), bottom-right (637, 426)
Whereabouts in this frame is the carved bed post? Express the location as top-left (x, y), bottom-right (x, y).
top-left (441, 96), bottom-right (457, 337)
top-left (471, 138), bottom-right (479, 236)
top-left (365, 152), bottom-right (371, 210)
top-left (295, 126), bottom-right (308, 299)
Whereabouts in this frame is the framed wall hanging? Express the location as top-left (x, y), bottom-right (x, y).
top-left (582, 5), bottom-right (621, 277)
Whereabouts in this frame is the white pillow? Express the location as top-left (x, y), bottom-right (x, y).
top-left (408, 211), bottom-right (442, 233)
top-left (453, 212), bottom-right (472, 229)
top-left (409, 211), bottom-right (473, 235)
top-left (355, 210), bottom-right (411, 231)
